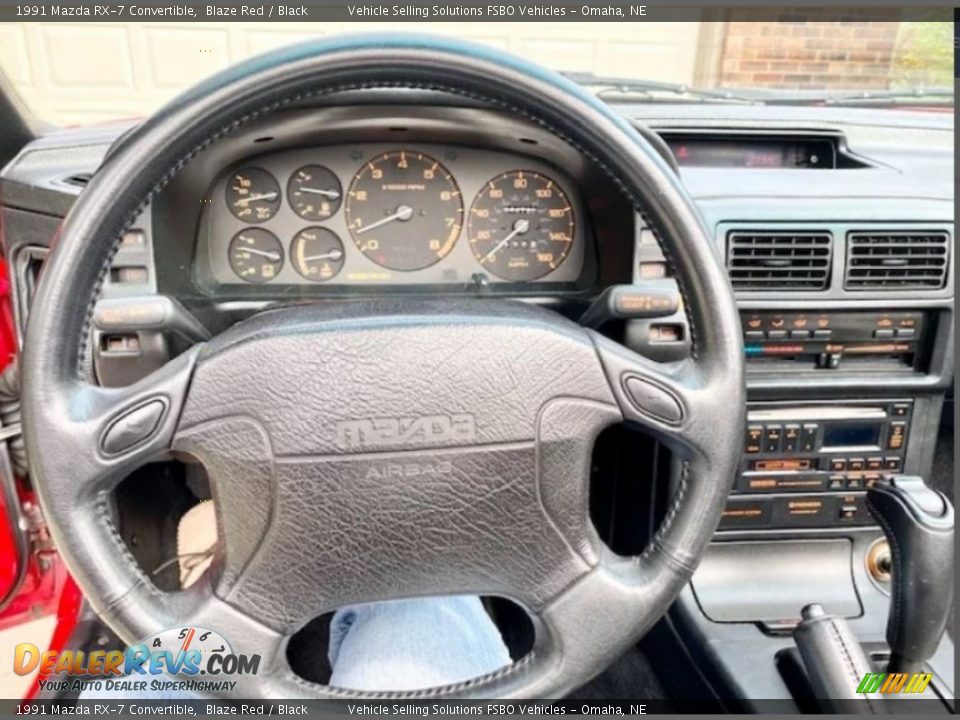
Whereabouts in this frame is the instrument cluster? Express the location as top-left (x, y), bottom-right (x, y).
top-left (197, 143), bottom-right (587, 290)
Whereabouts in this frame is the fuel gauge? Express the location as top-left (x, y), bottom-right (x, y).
top-left (290, 227), bottom-right (345, 282)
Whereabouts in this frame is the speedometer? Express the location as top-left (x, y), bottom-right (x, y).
top-left (344, 151), bottom-right (463, 271)
top-left (468, 170), bottom-right (575, 282)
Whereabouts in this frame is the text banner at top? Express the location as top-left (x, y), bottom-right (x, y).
top-left (1, 1), bottom-right (953, 22)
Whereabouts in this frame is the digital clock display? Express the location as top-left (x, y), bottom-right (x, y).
top-left (665, 137), bottom-right (836, 169)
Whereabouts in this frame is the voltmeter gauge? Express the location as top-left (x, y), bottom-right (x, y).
top-left (228, 228), bottom-right (284, 283)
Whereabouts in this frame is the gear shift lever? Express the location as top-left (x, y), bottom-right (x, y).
top-left (866, 476), bottom-right (954, 675)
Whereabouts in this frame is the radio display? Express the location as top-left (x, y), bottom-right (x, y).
top-left (822, 423), bottom-right (881, 449)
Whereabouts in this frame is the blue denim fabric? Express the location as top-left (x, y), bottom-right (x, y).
top-left (328, 596), bottom-right (511, 691)
top-left (79, 596), bottom-right (509, 697)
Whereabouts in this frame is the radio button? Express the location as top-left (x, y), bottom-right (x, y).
top-left (839, 503), bottom-right (860, 521)
top-left (813, 329), bottom-right (832, 340)
top-left (800, 424), bottom-right (818, 452)
top-left (846, 476), bottom-right (864, 490)
top-left (767, 330), bottom-right (788, 340)
top-left (874, 329), bottom-right (895, 339)
top-left (887, 421), bottom-right (906, 450)
top-left (782, 424), bottom-right (800, 452)
top-left (790, 330), bottom-right (811, 340)
top-left (848, 458), bottom-right (866, 472)
top-left (745, 331), bottom-right (765, 341)
top-left (864, 474), bottom-right (881, 488)
top-left (745, 425), bottom-right (763, 454)
top-left (883, 457), bottom-right (902, 471)
top-left (830, 458), bottom-right (848, 472)
top-left (828, 475), bottom-right (846, 490)
top-left (896, 328), bottom-right (916, 339)
top-left (866, 457), bottom-right (883, 471)
top-left (763, 425), bottom-right (783, 453)
top-left (891, 403), bottom-right (910, 417)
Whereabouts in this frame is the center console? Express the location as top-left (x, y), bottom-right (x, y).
top-left (720, 399), bottom-right (911, 531)
top-left (660, 291), bottom-right (954, 708)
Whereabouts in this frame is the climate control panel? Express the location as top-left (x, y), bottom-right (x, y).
top-left (740, 310), bottom-right (925, 370)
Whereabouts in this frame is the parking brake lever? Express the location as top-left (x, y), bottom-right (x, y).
top-left (866, 476), bottom-right (954, 675)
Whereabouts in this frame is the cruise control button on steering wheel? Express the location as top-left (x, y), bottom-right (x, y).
top-left (100, 399), bottom-right (167, 455)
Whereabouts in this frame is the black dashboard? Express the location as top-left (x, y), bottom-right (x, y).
top-left (0, 92), bottom-right (954, 707)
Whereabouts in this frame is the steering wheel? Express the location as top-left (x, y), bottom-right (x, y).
top-left (22, 35), bottom-right (744, 699)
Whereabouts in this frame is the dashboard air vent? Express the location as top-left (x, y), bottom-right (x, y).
top-left (845, 231), bottom-right (950, 290)
top-left (727, 231), bottom-right (832, 291)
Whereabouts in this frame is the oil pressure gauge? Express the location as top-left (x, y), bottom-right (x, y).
top-left (226, 167), bottom-right (281, 222)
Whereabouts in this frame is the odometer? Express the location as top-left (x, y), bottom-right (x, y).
top-left (344, 151), bottom-right (463, 271)
top-left (468, 170), bottom-right (574, 282)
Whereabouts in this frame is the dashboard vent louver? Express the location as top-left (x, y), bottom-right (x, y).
top-left (727, 231), bottom-right (832, 291)
top-left (845, 232), bottom-right (950, 290)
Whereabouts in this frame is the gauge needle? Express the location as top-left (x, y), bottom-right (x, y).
top-left (484, 218), bottom-right (531, 261)
top-left (303, 249), bottom-right (344, 262)
top-left (239, 247), bottom-right (281, 262)
top-left (355, 205), bottom-right (414, 235)
top-left (234, 192), bottom-right (278, 206)
top-left (298, 187), bottom-right (341, 199)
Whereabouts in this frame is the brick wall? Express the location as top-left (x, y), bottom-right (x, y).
top-left (718, 18), bottom-right (901, 89)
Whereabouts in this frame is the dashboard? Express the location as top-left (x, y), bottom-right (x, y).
top-left (0, 90), bottom-right (954, 707)
top-left (198, 143), bottom-right (586, 289)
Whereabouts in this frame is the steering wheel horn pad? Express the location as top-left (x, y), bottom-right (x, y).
top-left (21, 36), bottom-right (744, 698)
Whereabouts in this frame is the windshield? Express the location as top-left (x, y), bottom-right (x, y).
top-left (0, 20), bottom-right (952, 126)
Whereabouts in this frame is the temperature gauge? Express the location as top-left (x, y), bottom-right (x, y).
top-left (288, 165), bottom-right (342, 220)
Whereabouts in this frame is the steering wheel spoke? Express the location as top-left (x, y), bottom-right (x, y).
top-left (591, 332), bottom-right (722, 461)
top-left (57, 347), bottom-right (200, 501)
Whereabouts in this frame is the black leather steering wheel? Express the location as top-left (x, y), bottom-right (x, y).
top-left (21, 35), bottom-right (745, 699)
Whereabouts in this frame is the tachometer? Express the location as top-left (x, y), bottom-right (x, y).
top-left (228, 228), bottom-right (283, 283)
top-left (344, 151), bottom-right (463, 271)
top-left (290, 227), bottom-right (345, 282)
top-left (468, 170), bottom-right (575, 282)
top-left (226, 167), bottom-right (281, 222)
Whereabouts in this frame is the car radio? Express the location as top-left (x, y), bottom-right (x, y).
top-left (740, 310), bottom-right (926, 371)
top-left (718, 399), bottom-right (911, 531)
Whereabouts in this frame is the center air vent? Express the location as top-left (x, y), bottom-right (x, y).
top-left (727, 231), bottom-right (832, 291)
top-left (845, 231), bottom-right (950, 290)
